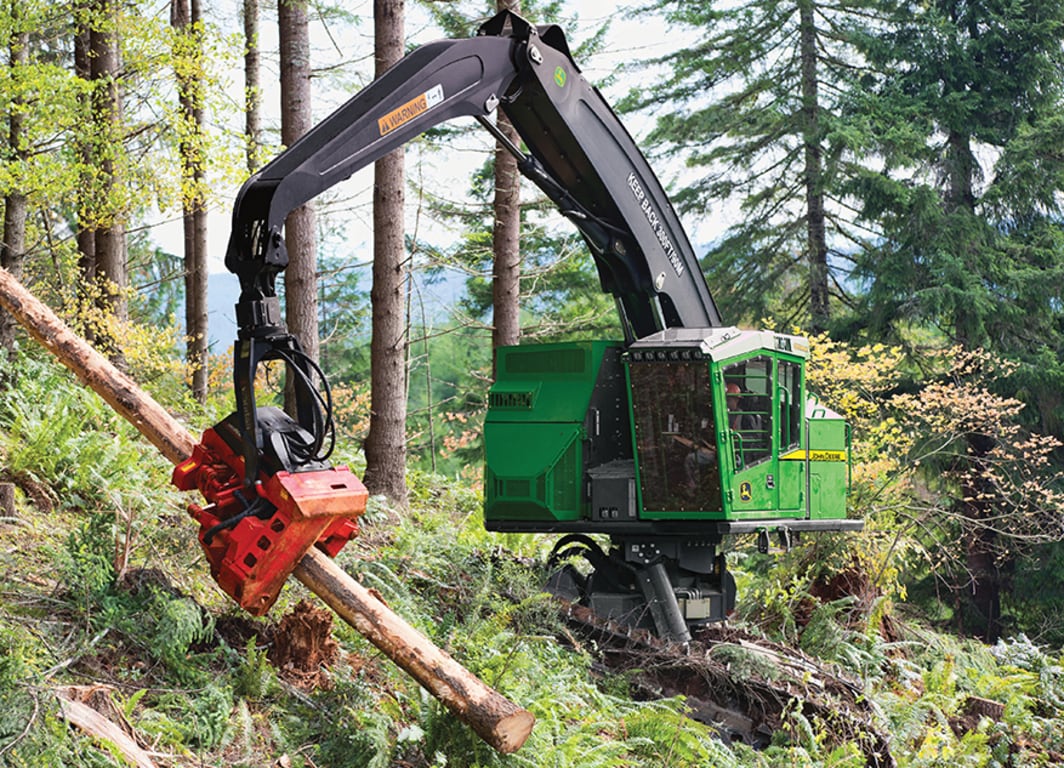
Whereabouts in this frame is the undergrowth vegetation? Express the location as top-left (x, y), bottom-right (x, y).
top-left (1, 350), bottom-right (1064, 766)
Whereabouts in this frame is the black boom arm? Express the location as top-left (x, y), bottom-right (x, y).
top-left (225, 11), bottom-right (723, 481)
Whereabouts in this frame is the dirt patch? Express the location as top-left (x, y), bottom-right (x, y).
top-left (268, 600), bottom-right (339, 689)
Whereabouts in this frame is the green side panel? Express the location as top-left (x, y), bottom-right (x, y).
top-left (807, 413), bottom-right (849, 519)
top-left (484, 422), bottom-right (582, 522)
top-left (808, 416), bottom-right (846, 451)
top-left (808, 464), bottom-right (847, 519)
top-left (487, 341), bottom-right (615, 424)
top-left (723, 462), bottom-right (794, 520)
top-left (777, 459), bottom-right (803, 513)
top-left (485, 340), bottom-right (621, 524)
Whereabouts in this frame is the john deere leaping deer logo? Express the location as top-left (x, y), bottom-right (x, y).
top-left (739, 482), bottom-right (752, 502)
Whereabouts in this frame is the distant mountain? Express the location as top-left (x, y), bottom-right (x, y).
top-left (203, 266), bottom-right (468, 352)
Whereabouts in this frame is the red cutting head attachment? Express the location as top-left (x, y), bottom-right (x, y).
top-left (172, 418), bottom-right (367, 615)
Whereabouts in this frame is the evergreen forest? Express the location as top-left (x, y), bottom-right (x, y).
top-left (1, 0), bottom-right (1064, 765)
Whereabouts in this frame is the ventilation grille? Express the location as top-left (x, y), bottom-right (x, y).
top-left (490, 390), bottom-right (535, 410)
top-left (551, 441), bottom-right (579, 514)
top-left (504, 347), bottom-right (587, 375)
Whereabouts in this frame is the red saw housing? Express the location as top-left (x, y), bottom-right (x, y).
top-left (172, 424), bottom-right (368, 615)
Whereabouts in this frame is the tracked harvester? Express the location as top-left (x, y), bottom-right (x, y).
top-left (206, 10), bottom-right (860, 643)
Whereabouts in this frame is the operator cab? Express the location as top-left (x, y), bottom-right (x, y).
top-left (485, 327), bottom-right (849, 531)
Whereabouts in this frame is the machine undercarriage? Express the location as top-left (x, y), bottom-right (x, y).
top-left (546, 534), bottom-right (735, 643)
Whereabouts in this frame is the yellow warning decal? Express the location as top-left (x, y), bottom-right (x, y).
top-left (378, 84), bottom-right (445, 136)
top-left (781, 449), bottom-right (847, 462)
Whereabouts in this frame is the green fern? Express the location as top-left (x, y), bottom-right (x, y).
top-left (232, 636), bottom-right (279, 702)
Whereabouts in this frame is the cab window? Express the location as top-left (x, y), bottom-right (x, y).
top-left (778, 359), bottom-right (802, 452)
top-left (722, 358), bottom-right (773, 468)
top-left (628, 359), bottom-right (722, 512)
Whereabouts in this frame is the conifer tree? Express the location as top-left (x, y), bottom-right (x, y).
top-left (279, 0), bottom-right (319, 374)
top-left (77, 0), bottom-right (129, 355)
top-left (490, 0), bottom-right (522, 377)
top-left (420, 0), bottom-right (613, 346)
top-left (243, 0), bottom-right (262, 173)
top-left (0, 1), bottom-right (28, 361)
top-left (625, 0), bottom-right (883, 331)
top-left (848, 0), bottom-right (1064, 640)
top-left (172, 0), bottom-right (209, 401)
top-left (849, 0), bottom-right (1064, 354)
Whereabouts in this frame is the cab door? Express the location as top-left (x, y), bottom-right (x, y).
top-left (776, 358), bottom-right (805, 515)
top-left (720, 356), bottom-right (779, 519)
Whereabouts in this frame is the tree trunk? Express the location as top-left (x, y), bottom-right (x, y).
top-left (90, 0), bottom-right (127, 334)
top-left (0, 267), bottom-right (534, 755)
top-left (799, 0), bottom-right (829, 333)
top-left (279, 0), bottom-right (320, 412)
top-left (944, 127), bottom-right (1002, 640)
top-left (490, 0), bottom-right (522, 378)
top-left (0, 16), bottom-right (28, 365)
top-left (73, 10), bottom-right (96, 339)
top-left (362, 0), bottom-right (408, 505)
top-left (243, 0), bottom-right (262, 173)
top-left (173, 0), bottom-right (209, 402)
top-left (960, 432), bottom-right (1006, 641)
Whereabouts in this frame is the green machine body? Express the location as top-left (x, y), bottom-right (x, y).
top-left (485, 327), bottom-right (856, 535)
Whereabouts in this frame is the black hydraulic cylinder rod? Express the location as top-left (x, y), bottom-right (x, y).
top-left (637, 561), bottom-right (692, 644)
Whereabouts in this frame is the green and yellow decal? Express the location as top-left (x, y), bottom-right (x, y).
top-left (780, 448), bottom-right (847, 462)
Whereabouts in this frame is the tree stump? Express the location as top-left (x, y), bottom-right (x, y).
top-left (0, 481), bottom-right (15, 519)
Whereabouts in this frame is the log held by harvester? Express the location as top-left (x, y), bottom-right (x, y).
top-left (0, 267), bottom-right (534, 755)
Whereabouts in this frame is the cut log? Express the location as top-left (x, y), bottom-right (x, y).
top-left (0, 269), bottom-right (194, 465)
top-left (56, 686), bottom-right (157, 768)
top-left (0, 268), bottom-right (534, 754)
top-left (297, 548), bottom-right (534, 752)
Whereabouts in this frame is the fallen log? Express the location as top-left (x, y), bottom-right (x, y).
top-left (0, 268), bottom-right (534, 754)
top-left (56, 685), bottom-right (157, 768)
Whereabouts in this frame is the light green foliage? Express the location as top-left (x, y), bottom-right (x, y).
top-left (149, 591), bottom-right (216, 669)
top-left (0, 1), bottom-right (87, 214)
top-left (142, 683), bottom-right (232, 751)
top-left (0, 356), bottom-right (148, 504)
top-left (60, 512), bottom-right (117, 614)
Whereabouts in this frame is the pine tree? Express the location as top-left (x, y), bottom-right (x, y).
top-left (490, 0), bottom-right (522, 377)
top-left (847, 0), bottom-right (1064, 640)
top-left (624, 0), bottom-right (885, 331)
top-left (849, 0), bottom-right (1064, 353)
top-left (420, 0), bottom-right (614, 346)
top-left (78, 0), bottom-right (129, 357)
top-left (279, 0), bottom-right (320, 377)
top-left (0, 1), bottom-right (28, 362)
top-left (243, 0), bottom-right (262, 174)
top-left (171, 0), bottom-right (209, 402)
